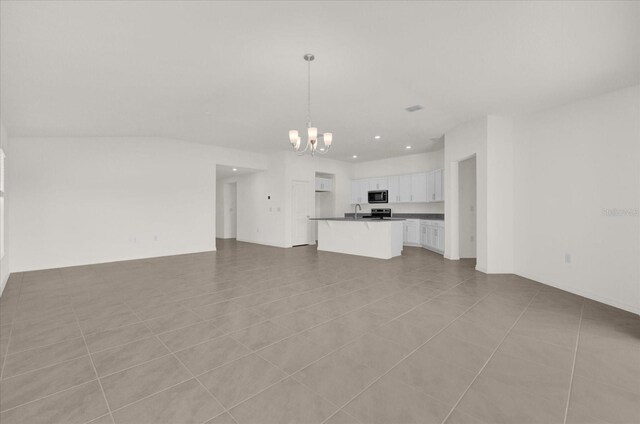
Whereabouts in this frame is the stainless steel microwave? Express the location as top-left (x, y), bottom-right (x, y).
top-left (368, 190), bottom-right (388, 203)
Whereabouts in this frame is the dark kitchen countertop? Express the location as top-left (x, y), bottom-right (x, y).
top-left (309, 217), bottom-right (406, 221)
top-left (343, 213), bottom-right (444, 220)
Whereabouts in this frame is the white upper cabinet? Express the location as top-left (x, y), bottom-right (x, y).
top-left (350, 169), bottom-right (443, 204)
top-left (410, 173), bottom-right (428, 203)
top-left (369, 177), bottom-right (388, 191)
top-left (426, 169), bottom-right (444, 202)
top-left (398, 175), bottom-right (412, 202)
top-left (315, 177), bottom-right (333, 192)
top-left (433, 169), bottom-right (443, 201)
top-left (388, 176), bottom-right (400, 203)
top-left (350, 179), bottom-right (369, 204)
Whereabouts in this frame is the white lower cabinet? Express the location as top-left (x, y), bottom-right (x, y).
top-left (413, 219), bottom-right (445, 253)
top-left (403, 220), bottom-right (420, 246)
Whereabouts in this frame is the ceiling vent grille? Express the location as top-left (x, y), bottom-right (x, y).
top-left (405, 105), bottom-right (424, 112)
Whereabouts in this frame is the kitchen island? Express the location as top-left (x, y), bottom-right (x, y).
top-left (310, 218), bottom-right (405, 259)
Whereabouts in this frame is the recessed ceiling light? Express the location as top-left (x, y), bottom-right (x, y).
top-left (405, 146), bottom-right (412, 149)
top-left (352, 155), bottom-right (358, 159)
top-left (232, 168), bottom-right (237, 171)
top-left (319, 148), bottom-right (325, 151)
top-left (374, 135), bottom-right (381, 140)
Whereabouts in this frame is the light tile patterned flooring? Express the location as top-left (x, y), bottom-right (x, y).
top-left (0, 239), bottom-right (638, 424)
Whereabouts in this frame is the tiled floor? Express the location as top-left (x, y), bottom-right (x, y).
top-left (0, 239), bottom-right (638, 424)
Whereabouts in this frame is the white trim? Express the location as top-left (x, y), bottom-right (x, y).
top-left (516, 271), bottom-right (640, 316)
top-left (236, 238), bottom-right (290, 249)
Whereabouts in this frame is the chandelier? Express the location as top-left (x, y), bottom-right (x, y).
top-left (288, 54), bottom-right (332, 155)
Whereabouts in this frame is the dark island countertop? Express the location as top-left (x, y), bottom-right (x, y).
top-left (309, 217), bottom-right (406, 221)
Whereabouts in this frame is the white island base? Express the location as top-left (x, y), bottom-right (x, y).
top-left (316, 219), bottom-right (404, 259)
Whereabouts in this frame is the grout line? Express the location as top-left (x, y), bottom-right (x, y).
top-left (284, 276), bottom-right (496, 422)
top-left (0, 379), bottom-right (102, 415)
top-left (125, 303), bottom-right (231, 423)
top-left (211, 274), bottom-right (482, 419)
top-left (0, 273), bottom-right (24, 381)
top-left (66, 270), bottom-right (116, 424)
top-left (563, 300), bottom-right (585, 424)
top-left (438, 287), bottom-right (542, 424)
top-left (1, 259), bottom-right (476, 419)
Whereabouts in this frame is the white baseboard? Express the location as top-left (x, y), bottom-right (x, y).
top-left (516, 271), bottom-right (640, 316)
top-left (235, 238), bottom-right (290, 249)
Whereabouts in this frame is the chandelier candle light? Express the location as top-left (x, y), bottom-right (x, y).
top-left (289, 54), bottom-right (333, 155)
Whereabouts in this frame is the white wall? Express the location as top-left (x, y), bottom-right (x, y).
top-left (350, 151), bottom-right (446, 214)
top-left (459, 156), bottom-right (476, 258)
top-left (514, 85), bottom-right (640, 314)
top-left (9, 136), bottom-right (267, 272)
top-left (486, 116), bottom-right (515, 273)
top-left (444, 118), bottom-right (488, 269)
top-left (0, 121), bottom-right (10, 294)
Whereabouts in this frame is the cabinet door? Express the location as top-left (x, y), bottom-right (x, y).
top-left (369, 177), bottom-right (388, 191)
top-left (426, 171), bottom-right (435, 202)
top-left (434, 169), bottom-right (443, 201)
top-left (388, 176), bottom-right (400, 203)
top-left (350, 180), bottom-right (360, 204)
top-left (316, 178), bottom-right (329, 191)
top-left (359, 179), bottom-right (370, 203)
top-left (404, 221), bottom-right (419, 245)
top-left (420, 224), bottom-right (428, 247)
top-left (398, 175), bottom-right (412, 203)
top-left (437, 227), bottom-right (445, 251)
top-left (411, 173), bottom-right (428, 202)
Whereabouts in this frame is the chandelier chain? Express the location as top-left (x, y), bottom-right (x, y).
top-left (307, 57), bottom-right (311, 127)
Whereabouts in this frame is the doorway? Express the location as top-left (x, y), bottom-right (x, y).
top-left (225, 182), bottom-right (237, 239)
top-left (216, 181), bottom-right (237, 239)
top-left (458, 156), bottom-right (477, 259)
top-left (291, 180), bottom-right (310, 246)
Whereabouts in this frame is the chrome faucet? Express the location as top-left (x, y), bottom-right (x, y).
top-left (354, 204), bottom-right (361, 220)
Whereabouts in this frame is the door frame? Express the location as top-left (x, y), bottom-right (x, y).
top-left (291, 180), bottom-right (311, 247)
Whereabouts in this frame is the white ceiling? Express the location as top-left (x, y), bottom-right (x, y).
top-left (1, 1), bottom-right (638, 162)
top-left (216, 165), bottom-right (260, 180)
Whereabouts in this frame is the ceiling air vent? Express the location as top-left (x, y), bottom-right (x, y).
top-left (405, 105), bottom-right (424, 112)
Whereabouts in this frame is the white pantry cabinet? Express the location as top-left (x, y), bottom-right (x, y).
top-left (315, 177), bottom-right (333, 192)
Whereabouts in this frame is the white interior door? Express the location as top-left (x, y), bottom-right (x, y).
top-left (292, 181), bottom-right (310, 246)
top-left (228, 183), bottom-right (237, 238)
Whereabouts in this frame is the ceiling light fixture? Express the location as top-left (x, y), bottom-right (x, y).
top-left (405, 146), bottom-right (412, 149)
top-left (289, 54), bottom-right (332, 156)
top-left (352, 155), bottom-right (358, 159)
top-left (374, 135), bottom-right (381, 140)
top-left (232, 168), bottom-right (237, 171)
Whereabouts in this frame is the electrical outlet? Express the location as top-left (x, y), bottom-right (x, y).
top-left (565, 253), bottom-right (571, 264)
